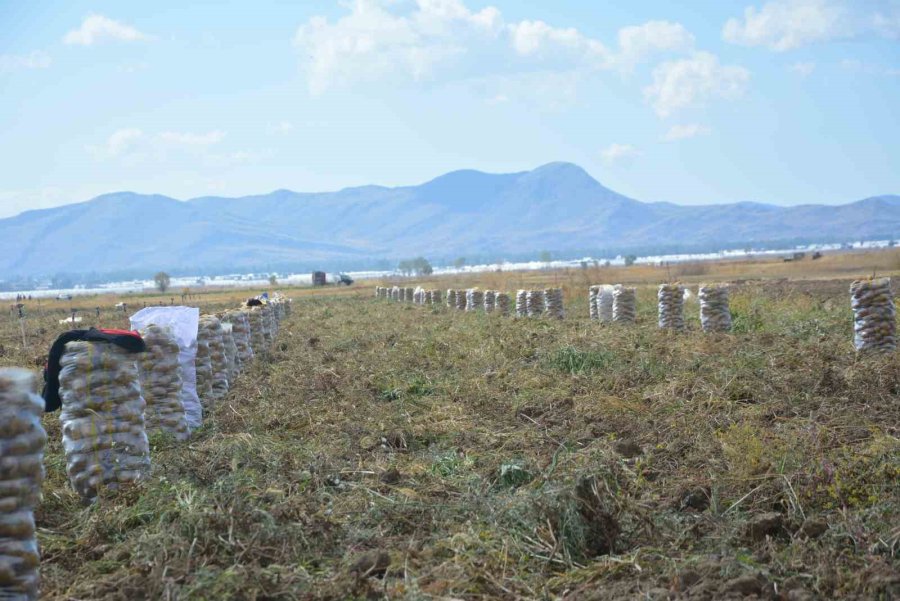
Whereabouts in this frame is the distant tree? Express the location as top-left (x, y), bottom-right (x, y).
top-left (624, 255), bottom-right (637, 267)
top-left (453, 257), bottom-right (466, 269)
top-left (603, 260), bottom-right (611, 267)
top-left (268, 275), bottom-right (278, 286)
top-left (539, 250), bottom-right (553, 264)
top-left (580, 261), bottom-right (588, 270)
top-left (399, 257), bottom-right (433, 276)
top-left (416, 258), bottom-right (433, 276)
top-left (154, 271), bottom-right (171, 293)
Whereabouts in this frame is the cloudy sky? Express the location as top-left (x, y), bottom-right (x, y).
top-left (1, 0), bottom-right (898, 217)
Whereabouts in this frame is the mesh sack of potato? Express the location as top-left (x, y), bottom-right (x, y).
top-left (496, 292), bottom-right (511, 316)
top-left (136, 325), bottom-right (190, 442)
top-left (612, 285), bottom-right (636, 324)
top-left (431, 289), bottom-right (442, 306)
top-left (59, 341), bottom-right (151, 502)
top-left (246, 307), bottom-right (268, 354)
top-left (515, 290), bottom-right (527, 317)
top-left (424, 290), bottom-right (432, 305)
top-left (0, 369), bottom-right (46, 601)
top-left (224, 310), bottom-right (254, 366)
top-left (484, 290), bottom-right (496, 313)
top-left (657, 284), bottom-right (686, 331)
top-left (466, 289), bottom-right (484, 312)
top-left (200, 316), bottom-right (229, 401)
top-left (698, 284), bottom-right (732, 333)
top-left (457, 289), bottom-right (468, 311)
top-left (264, 304), bottom-right (277, 341)
top-left (221, 322), bottom-right (239, 383)
top-left (526, 290), bottom-right (545, 317)
top-left (598, 285), bottom-right (614, 322)
top-left (589, 286), bottom-right (600, 320)
top-left (404, 287), bottom-right (415, 302)
top-left (544, 288), bottom-right (564, 319)
top-left (446, 289), bottom-right (457, 308)
top-left (850, 277), bottom-right (896, 353)
top-left (130, 306), bottom-right (202, 431)
top-left (194, 331), bottom-right (214, 407)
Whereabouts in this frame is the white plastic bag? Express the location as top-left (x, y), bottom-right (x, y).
top-left (130, 306), bottom-right (202, 431)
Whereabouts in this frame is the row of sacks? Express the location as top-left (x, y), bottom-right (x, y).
top-left (0, 297), bottom-right (291, 600)
top-left (377, 286), bottom-right (569, 319)
top-left (589, 283), bottom-right (732, 331)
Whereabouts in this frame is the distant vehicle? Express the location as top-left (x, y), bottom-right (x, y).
top-left (56, 293), bottom-right (73, 300)
top-left (312, 271), bottom-right (354, 286)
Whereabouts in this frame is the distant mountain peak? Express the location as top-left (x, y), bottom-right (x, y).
top-left (0, 163), bottom-right (894, 278)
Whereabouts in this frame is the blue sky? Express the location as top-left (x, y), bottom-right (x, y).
top-left (1, 0), bottom-right (898, 218)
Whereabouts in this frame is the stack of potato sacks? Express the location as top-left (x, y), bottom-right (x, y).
top-left (496, 292), bottom-right (511, 316)
top-left (484, 290), bottom-right (496, 313)
top-left (431, 290), bottom-right (442, 305)
top-left (466, 289), bottom-right (484, 312)
top-left (698, 284), bottom-right (732, 333)
top-left (612, 285), bottom-right (636, 323)
top-left (544, 288), bottom-right (564, 319)
top-left (456, 290), bottom-right (468, 311)
top-left (657, 284), bottom-right (686, 331)
top-left (589, 286), bottom-right (600, 320)
top-left (246, 307), bottom-right (268, 356)
top-left (223, 310), bottom-right (254, 367)
top-left (137, 325), bottom-right (190, 441)
top-left (850, 277), bottom-right (896, 353)
top-left (598, 286), bottom-right (614, 322)
top-left (516, 290), bottom-right (527, 317)
top-left (526, 290), bottom-right (545, 317)
top-left (446, 289), bottom-right (457, 309)
top-left (221, 322), bottom-right (239, 384)
top-left (0, 369), bottom-right (46, 601)
top-left (58, 340), bottom-right (151, 502)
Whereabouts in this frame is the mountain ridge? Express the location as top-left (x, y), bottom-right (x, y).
top-left (0, 162), bottom-right (897, 279)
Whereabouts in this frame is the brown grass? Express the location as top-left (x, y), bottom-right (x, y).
top-left (0, 249), bottom-right (898, 599)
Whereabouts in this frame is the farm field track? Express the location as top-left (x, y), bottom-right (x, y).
top-left (0, 255), bottom-right (898, 599)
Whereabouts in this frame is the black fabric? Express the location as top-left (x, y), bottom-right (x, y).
top-left (246, 298), bottom-right (263, 307)
top-left (42, 328), bottom-right (146, 412)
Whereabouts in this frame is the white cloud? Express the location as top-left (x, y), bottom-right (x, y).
top-left (157, 130), bottom-right (226, 146)
top-left (486, 93), bottom-right (508, 104)
top-left (722, 0), bottom-right (846, 51)
top-left (293, 0), bottom-right (502, 94)
top-left (615, 21), bottom-right (695, 70)
top-left (0, 51), bottom-right (51, 72)
top-left (663, 123), bottom-right (711, 141)
top-left (293, 1), bottom-right (700, 94)
top-left (63, 14), bottom-right (151, 46)
top-left (601, 143), bottom-right (640, 162)
top-left (788, 61), bottom-right (816, 77)
top-left (270, 121), bottom-right (294, 134)
top-left (104, 128), bottom-right (144, 157)
top-left (644, 52), bottom-right (750, 118)
top-left (873, 11), bottom-right (900, 39)
top-left (87, 129), bottom-right (226, 160)
top-left (508, 19), bottom-right (605, 58)
top-left (840, 59), bottom-right (900, 77)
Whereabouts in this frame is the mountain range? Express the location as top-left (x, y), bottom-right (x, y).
top-left (2, 162), bottom-right (898, 279)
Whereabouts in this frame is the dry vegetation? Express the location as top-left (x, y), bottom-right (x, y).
top-left (1, 249), bottom-right (899, 600)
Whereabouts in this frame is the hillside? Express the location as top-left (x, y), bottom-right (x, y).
top-left (0, 163), bottom-right (898, 277)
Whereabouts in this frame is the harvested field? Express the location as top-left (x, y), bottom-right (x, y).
top-left (0, 269), bottom-right (898, 599)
